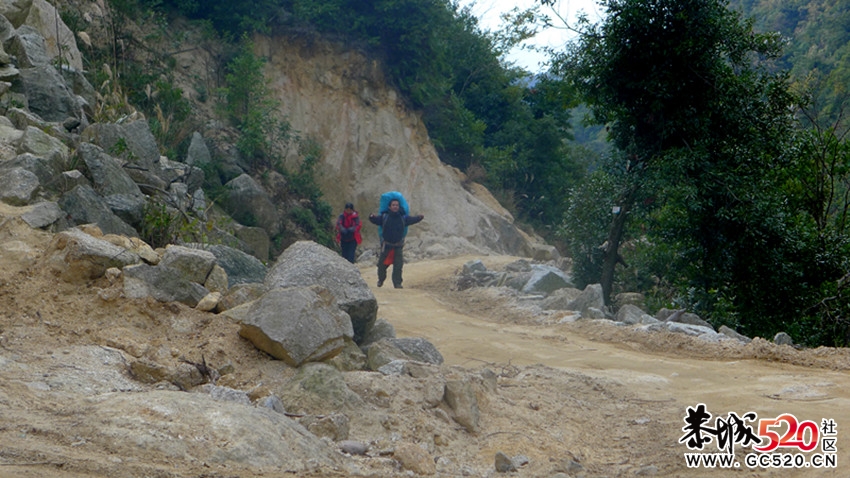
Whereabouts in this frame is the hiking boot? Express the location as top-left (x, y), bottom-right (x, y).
top-left (394, 284), bottom-right (403, 289)
top-left (377, 279), bottom-right (384, 288)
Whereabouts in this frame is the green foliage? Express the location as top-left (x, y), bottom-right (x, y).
top-left (552, 0), bottom-right (850, 343)
top-left (728, 0), bottom-right (850, 124)
top-left (283, 138), bottom-right (335, 248)
top-left (289, 206), bottom-right (335, 248)
top-left (220, 37), bottom-right (292, 171)
top-left (558, 171), bottom-right (618, 288)
top-left (140, 200), bottom-right (180, 248)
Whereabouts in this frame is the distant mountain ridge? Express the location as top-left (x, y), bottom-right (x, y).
top-left (729, 0), bottom-right (850, 119)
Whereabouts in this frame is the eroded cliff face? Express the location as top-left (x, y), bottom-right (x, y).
top-left (256, 35), bottom-right (534, 257)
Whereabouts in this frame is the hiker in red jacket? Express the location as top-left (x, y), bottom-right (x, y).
top-left (335, 202), bottom-right (362, 263)
top-left (368, 199), bottom-right (424, 288)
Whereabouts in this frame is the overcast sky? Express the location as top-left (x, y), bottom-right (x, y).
top-left (457, 0), bottom-right (605, 72)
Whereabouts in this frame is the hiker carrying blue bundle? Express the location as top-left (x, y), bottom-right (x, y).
top-left (368, 191), bottom-right (424, 289)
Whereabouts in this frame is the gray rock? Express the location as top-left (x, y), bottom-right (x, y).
top-left (666, 310), bottom-right (714, 330)
top-left (122, 263), bottom-right (210, 307)
top-left (361, 317), bottom-right (396, 347)
top-left (495, 451), bottom-right (516, 472)
top-left (89, 390), bottom-right (348, 471)
top-left (504, 259), bottom-right (531, 272)
top-left (58, 184), bottom-right (138, 237)
top-left (615, 304), bottom-right (647, 325)
top-left (444, 379), bottom-right (480, 433)
top-left (216, 282), bottom-right (267, 312)
top-left (0, 166), bottom-right (39, 205)
top-left (18, 125), bottom-right (70, 162)
top-left (665, 322), bottom-right (718, 337)
top-left (6, 25), bottom-right (52, 67)
top-left (58, 169), bottom-right (90, 191)
top-left (365, 339), bottom-right (409, 371)
top-left (388, 337), bottom-right (444, 365)
top-left (298, 413), bottom-right (350, 441)
top-left (541, 287), bottom-right (582, 310)
top-left (195, 384), bottom-right (251, 405)
top-left (521, 264), bottom-right (572, 295)
top-left (258, 394), bottom-right (286, 414)
top-left (81, 120), bottom-right (166, 192)
top-left (223, 173), bottom-right (281, 235)
top-left (45, 228), bottom-right (140, 281)
top-left (159, 244), bottom-right (217, 285)
top-left (339, 440), bottom-right (369, 456)
top-left (77, 143), bottom-right (142, 197)
top-left (239, 286), bottom-right (353, 366)
top-left (188, 243), bottom-right (268, 287)
top-left (18, 64), bottom-right (81, 122)
top-left (186, 132), bottom-right (211, 167)
top-left (377, 359), bottom-right (408, 375)
top-left (463, 259), bottom-right (487, 274)
top-left (774, 332), bottom-right (794, 346)
top-left (569, 283), bottom-right (605, 315)
top-left (276, 362), bottom-right (364, 412)
top-left (719, 325), bottom-right (752, 344)
top-left (20, 200), bottom-right (62, 228)
top-left (6, 152), bottom-right (67, 190)
top-left (266, 241), bottom-right (377, 344)
top-left (583, 307), bottom-right (607, 319)
top-left (103, 193), bottom-right (146, 227)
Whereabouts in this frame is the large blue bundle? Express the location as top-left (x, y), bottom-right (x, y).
top-left (379, 191), bottom-right (409, 215)
top-left (378, 191), bottom-right (410, 239)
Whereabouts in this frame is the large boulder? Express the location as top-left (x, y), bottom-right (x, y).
top-left (122, 263), bottom-right (210, 307)
top-left (0, 166), bottom-right (38, 205)
top-left (239, 286), bottom-right (354, 367)
top-left (568, 283), bottom-right (605, 317)
top-left (81, 120), bottom-right (167, 192)
top-left (266, 241), bottom-right (377, 343)
top-left (185, 243), bottom-right (268, 287)
top-left (521, 264), bottom-right (572, 296)
top-left (43, 228), bottom-right (140, 281)
top-left (23, 0), bottom-right (84, 71)
top-left (58, 184), bottom-right (138, 237)
top-left (158, 244), bottom-right (217, 285)
top-left (222, 173), bottom-right (281, 236)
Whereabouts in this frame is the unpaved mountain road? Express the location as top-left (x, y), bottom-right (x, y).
top-left (0, 206), bottom-right (848, 477)
top-left (362, 255), bottom-right (850, 476)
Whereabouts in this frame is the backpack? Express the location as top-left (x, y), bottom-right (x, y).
top-left (378, 191), bottom-right (410, 241)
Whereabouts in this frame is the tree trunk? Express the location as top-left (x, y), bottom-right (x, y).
top-left (600, 186), bottom-right (637, 306)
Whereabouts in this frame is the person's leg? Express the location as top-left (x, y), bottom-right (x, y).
top-left (342, 241), bottom-right (356, 263)
top-left (376, 245), bottom-right (389, 287)
top-left (392, 246), bottom-right (404, 288)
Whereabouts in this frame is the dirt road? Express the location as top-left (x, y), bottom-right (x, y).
top-left (1, 212), bottom-right (848, 477)
top-left (363, 255), bottom-right (850, 476)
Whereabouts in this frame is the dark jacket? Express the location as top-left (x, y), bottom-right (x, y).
top-left (369, 211), bottom-right (423, 246)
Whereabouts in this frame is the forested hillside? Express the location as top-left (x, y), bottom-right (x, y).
top-left (71, 0), bottom-right (850, 347)
top-left (729, 0), bottom-right (850, 121)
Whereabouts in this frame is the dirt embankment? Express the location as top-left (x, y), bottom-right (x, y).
top-left (1, 216), bottom-right (848, 477)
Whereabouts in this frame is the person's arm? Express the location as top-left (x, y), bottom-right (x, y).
top-left (368, 213), bottom-right (382, 225)
top-left (405, 214), bottom-right (425, 225)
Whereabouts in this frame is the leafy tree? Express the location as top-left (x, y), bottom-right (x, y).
top-left (220, 37), bottom-right (292, 171)
top-left (551, 0), bottom-right (798, 318)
